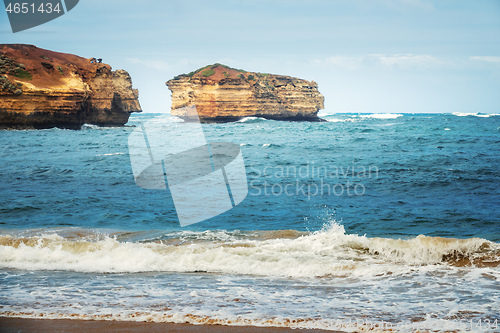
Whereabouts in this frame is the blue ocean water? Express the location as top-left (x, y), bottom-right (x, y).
top-left (0, 113), bottom-right (499, 331)
top-left (1, 113), bottom-right (499, 239)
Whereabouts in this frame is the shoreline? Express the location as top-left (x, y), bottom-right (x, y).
top-left (0, 317), bottom-right (340, 333)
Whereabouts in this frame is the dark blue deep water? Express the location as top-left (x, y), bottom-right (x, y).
top-left (1, 113), bottom-right (499, 241)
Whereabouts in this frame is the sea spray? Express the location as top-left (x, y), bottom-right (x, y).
top-left (1, 224), bottom-right (498, 275)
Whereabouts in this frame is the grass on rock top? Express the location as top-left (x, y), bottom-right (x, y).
top-left (176, 63), bottom-right (248, 79)
top-left (202, 69), bottom-right (215, 77)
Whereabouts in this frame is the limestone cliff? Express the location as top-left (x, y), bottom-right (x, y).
top-left (0, 44), bottom-right (141, 129)
top-left (166, 64), bottom-right (324, 122)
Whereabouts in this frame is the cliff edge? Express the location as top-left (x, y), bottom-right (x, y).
top-left (166, 64), bottom-right (324, 122)
top-left (0, 44), bottom-right (141, 129)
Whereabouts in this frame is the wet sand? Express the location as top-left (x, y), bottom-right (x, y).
top-left (0, 317), bottom-right (339, 333)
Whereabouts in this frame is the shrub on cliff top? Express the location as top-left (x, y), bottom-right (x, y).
top-left (187, 65), bottom-right (212, 77)
top-left (181, 63), bottom-right (247, 78)
top-left (13, 68), bottom-right (32, 80)
top-left (202, 69), bottom-right (215, 77)
top-left (211, 63), bottom-right (224, 70)
top-left (0, 75), bottom-right (23, 95)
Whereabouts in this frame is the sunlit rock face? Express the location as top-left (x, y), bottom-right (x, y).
top-left (166, 64), bottom-right (324, 123)
top-left (0, 44), bottom-right (141, 129)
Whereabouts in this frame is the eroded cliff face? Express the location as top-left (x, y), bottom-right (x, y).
top-left (166, 64), bottom-right (324, 122)
top-left (0, 44), bottom-right (141, 129)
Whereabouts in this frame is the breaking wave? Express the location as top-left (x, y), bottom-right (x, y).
top-left (358, 113), bottom-right (404, 119)
top-left (451, 112), bottom-right (500, 117)
top-left (1, 224), bottom-right (498, 276)
top-left (236, 117), bottom-right (268, 123)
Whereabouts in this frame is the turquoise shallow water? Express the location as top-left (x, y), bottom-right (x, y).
top-left (0, 113), bottom-right (499, 331)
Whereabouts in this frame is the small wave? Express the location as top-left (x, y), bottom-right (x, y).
top-left (451, 112), bottom-right (499, 117)
top-left (324, 118), bottom-right (357, 123)
top-left (81, 124), bottom-right (126, 130)
top-left (476, 113), bottom-right (500, 117)
top-left (26, 166), bottom-right (75, 176)
top-left (148, 115), bottom-right (185, 123)
top-left (317, 111), bottom-right (336, 117)
top-left (452, 112), bottom-right (477, 117)
top-left (358, 114), bottom-right (403, 119)
top-left (0, 206), bottom-right (41, 214)
top-left (236, 117), bottom-right (268, 123)
top-left (261, 143), bottom-right (283, 148)
top-left (96, 152), bottom-right (126, 157)
top-left (0, 224), bottom-right (498, 276)
top-left (81, 124), bottom-right (103, 130)
top-left (319, 114), bottom-right (358, 122)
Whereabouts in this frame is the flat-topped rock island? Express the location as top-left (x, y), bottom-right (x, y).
top-left (166, 64), bottom-right (324, 123)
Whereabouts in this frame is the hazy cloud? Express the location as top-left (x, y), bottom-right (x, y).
top-left (314, 54), bottom-right (445, 70)
top-left (370, 54), bottom-right (444, 69)
top-left (470, 56), bottom-right (500, 64)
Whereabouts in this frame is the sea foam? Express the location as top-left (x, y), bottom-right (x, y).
top-left (358, 113), bottom-right (403, 119)
top-left (1, 224), bottom-right (497, 276)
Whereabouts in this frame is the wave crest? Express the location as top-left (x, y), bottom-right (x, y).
top-left (236, 117), bottom-right (268, 123)
top-left (358, 113), bottom-right (403, 119)
top-left (0, 225), bottom-right (498, 276)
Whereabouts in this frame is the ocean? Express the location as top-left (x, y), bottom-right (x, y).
top-left (0, 113), bottom-right (499, 332)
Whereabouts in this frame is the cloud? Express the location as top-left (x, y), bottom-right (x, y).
top-left (369, 54), bottom-right (444, 69)
top-left (313, 54), bottom-right (445, 70)
top-left (469, 56), bottom-right (500, 64)
top-left (126, 58), bottom-right (170, 71)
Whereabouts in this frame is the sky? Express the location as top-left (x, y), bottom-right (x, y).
top-left (1, 0), bottom-right (500, 114)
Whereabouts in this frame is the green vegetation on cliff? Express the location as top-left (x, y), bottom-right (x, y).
top-left (0, 54), bottom-right (32, 80)
top-left (202, 69), bottom-right (215, 77)
top-left (13, 68), bottom-right (32, 80)
top-left (173, 63), bottom-right (247, 80)
top-left (0, 75), bottom-right (23, 95)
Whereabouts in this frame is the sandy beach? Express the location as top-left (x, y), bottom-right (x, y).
top-left (0, 317), bottom-right (339, 333)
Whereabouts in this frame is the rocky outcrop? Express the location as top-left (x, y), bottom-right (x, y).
top-left (166, 64), bottom-right (324, 122)
top-left (0, 44), bottom-right (141, 129)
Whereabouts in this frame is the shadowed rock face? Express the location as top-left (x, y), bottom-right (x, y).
top-left (0, 44), bottom-right (141, 129)
top-left (166, 64), bottom-right (325, 123)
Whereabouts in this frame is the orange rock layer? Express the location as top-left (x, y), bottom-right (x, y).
top-left (0, 44), bottom-right (141, 129)
top-left (166, 64), bottom-right (324, 122)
